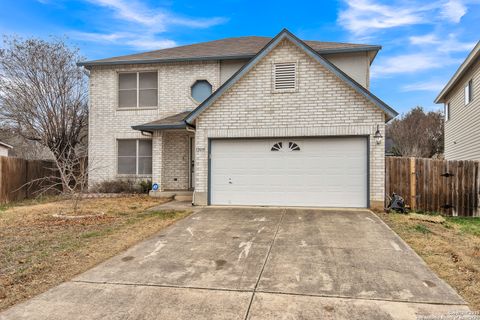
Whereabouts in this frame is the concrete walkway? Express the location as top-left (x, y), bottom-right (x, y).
top-left (0, 207), bottom-right (470, 320)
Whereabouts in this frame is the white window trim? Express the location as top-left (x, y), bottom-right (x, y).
top-left (465, 79), bottom-right (473, 105)
top-left (445, 102), bottom-right (450, 122)
top-left (118, 71), bottom-right (158, 110)
top-left (116, 139), bottom-right (153, 176)
top-left (272, 61), bottom-right (298, 93)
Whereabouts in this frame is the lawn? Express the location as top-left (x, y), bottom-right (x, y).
top-left (0, 196), bottom-right (189, 312)
top-left (376, 211), bottom-right (480, 310)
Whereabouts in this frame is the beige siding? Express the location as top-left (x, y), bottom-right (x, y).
top-left (220, 59), bottom-right (249, 84)
top-left (194, 39), bottom-right (385, 207)
top-left (444, 59), bottom-right (480, 160)
top-left (324, 52), bottom-right (370, 88)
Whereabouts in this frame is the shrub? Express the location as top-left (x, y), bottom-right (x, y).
top-left (90, 179), bottom-right (151, 194)
top-left (138, 180), bottom-right (152, 194)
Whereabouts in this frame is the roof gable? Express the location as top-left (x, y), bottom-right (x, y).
top-left (185, 29), bottom-right (397, 124)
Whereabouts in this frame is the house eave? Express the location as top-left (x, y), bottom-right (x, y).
top-left (131, 123), bottom-right (187, 132)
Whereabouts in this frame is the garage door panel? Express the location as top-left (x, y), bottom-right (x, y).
top-left (210, 138), bottom-right (367, 207)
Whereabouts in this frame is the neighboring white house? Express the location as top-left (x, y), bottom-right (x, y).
top-left (0, 141), bottom-right (13, 157)
top-left (79, 29), bottom-right (397, 209)
top-left (435, 41), bottom-right (480, 160)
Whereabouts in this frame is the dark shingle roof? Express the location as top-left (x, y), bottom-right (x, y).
top-left (131, 111), bottom-right (190, 131)
top-left (79, 36), bottom-right (381, 67)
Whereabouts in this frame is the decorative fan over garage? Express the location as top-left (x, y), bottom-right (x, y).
top-left (271, 141), bottom-right (300, 151)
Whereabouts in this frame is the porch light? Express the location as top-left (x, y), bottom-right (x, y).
top-left (374, 125), bottom-right (383, 145)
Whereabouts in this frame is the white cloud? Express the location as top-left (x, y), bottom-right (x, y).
top-left (409, 33), bottom-right (475, 52)
top-left (440, 0), bottom-right (467, 22)
top-left (70, 31), bottom-right (177, 50)
top-left (337, 0), bottom-right (476, 76)
top-left (338, 0), bottom-right (470, 36)
top-left (125, 38), bottom-right (177, 50)
top-left (409, 34), bottom-right (438, 45)
top-left (87, 0), bottom-right (226, 31)
top-left (66, 0), bottom-right (227, 51)
top-left (402, 80), bottom-right (446, 92)
top-left (338, 0), bottom-right (429, 36)
top-left (372, 53), bottom-right (460, 76)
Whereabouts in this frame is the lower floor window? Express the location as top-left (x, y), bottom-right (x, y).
top-left (117, 139), bottom-right (152, 175)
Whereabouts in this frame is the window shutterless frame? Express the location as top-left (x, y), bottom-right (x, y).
top-left (465, 79), bottom-right (473, 105)
top-left (445, 102), bottom-right (450, 121)
top-left (117, 139), bottom-right (152, 175)
top-left (118, 71), bottom-right (158, 109)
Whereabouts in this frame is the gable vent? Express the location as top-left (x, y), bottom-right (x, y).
top-left (274, 62), bottom-right (296, 91)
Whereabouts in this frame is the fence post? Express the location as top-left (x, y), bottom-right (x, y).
top-left (410, 157), bottom-right (416, 211)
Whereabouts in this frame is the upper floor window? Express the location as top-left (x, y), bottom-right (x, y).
top-left (465, 79), bottom-right (473, 105)
top-left (119, 72), bottom-right (158, 108)
top-left (191, 80), bottom-right (212, 103)
top-left (273, 62), bottom-right (297, 92)
top-left (445, 102), bottom-right (450, 121)
top-left (117, 139), bottom-right (152, 175)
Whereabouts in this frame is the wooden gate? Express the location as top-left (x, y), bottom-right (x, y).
top-left (385, 157), bottom-right (479, 217)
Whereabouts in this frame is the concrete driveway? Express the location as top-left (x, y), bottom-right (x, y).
top-left (0, 207), bottom-right (469, 319)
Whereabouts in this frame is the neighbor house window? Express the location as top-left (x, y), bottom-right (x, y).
top-left (119, 72), bottom-right (158, 108)
top-left (191, 80), bottom-right (212, 103)
top-left (465, 79), bottom-right (473, 105)
top-left (273, 62), bottom-right (297, 91)
top-left (445, 102), bottom-right (450, 121)
top-left (117, 139), bottom-right (152, 175)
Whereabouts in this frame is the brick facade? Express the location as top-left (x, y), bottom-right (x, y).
top-left (193, 39), bottom-right (386, 208)
top-left (88, 38), bottom-right (387, 208)
top-left (88, 61), bottom-right (219, 188)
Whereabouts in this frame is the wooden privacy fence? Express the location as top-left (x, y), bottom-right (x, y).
top-left (385, 157), bottom-right (480, 217)
top-left (0, 156), bottom-right (58, 203)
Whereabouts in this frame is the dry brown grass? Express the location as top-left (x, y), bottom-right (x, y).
top-left (376, 212), bottom-right (480, 310)
top-left (0, 196), bottom-right (190, 311)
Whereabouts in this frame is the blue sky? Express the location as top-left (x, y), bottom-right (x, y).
top-left (1, 0), bottom-right (479, 114)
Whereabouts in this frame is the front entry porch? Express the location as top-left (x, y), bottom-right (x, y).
top-left (150, 130), bottom-right (194, 198)
top-left (131, 112), bottom-right (195, 200)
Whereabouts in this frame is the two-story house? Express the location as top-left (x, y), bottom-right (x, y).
top-left (79, 29), bottom-right (397, 209)
top-left (435, 41), bottom-right (480, 160)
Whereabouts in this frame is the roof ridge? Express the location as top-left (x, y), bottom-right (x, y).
top-left (78, 35), bottom-right (381, 67)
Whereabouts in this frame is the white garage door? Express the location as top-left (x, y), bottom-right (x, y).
top-left (210, 137), bottom-right (368, 207)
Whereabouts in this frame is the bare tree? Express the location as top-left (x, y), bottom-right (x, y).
top-left (0, 127), bottom-right (53, 159)
top-left (387, 106), bottom-right (444, 158)
top-left (0, 36), bottom-right (88, 192)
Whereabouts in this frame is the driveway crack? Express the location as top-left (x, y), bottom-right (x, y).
top-left (243, 208), bottom-right (286, 320)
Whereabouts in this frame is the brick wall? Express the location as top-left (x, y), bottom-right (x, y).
top-left (88, 61), bottom-right (219, 186)
top-left (194, 39), bottom-right (386, 207)
top-left (162, 131), bottom-right (192, 190)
